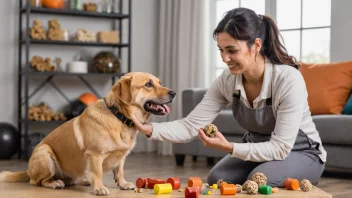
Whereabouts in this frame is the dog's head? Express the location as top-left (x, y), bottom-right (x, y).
top-left (108, 72), bottom-right (176, 117)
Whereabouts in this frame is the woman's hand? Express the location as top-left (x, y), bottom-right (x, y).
top-left (130, 114), bottom-right (153, 137)
top-left (198, 128), bottom-right (233, 153)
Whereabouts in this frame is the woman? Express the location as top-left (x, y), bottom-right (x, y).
top-left (131, 7), bottom-right (326, 187)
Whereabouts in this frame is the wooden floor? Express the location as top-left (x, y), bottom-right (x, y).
top-left (0, 153), bottom-right (351, 198)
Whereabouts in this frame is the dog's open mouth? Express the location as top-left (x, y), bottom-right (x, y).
top-left (144, 101), bottom-right (171, 116)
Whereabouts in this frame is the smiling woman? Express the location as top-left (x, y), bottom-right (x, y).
top-left (131, 7), bottom-right (327, 189)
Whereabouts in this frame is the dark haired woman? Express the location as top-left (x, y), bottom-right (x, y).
top-left (131, 7), bottom-right (326, 187)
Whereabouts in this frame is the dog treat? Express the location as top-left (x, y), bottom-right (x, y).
top-left (251, 172), bottom-right (267, 186)
top-left (76, 28), bottom-right (97, 42)
top-left (235, 184), bottom-right (242, 193)
top-left (258, 185), bottom-right (272, 195)
top-left (220, 183), bottom-right (237, 195)
top-left (98, 31), bottom-right (120, 43)
top-left (83, 2), bottom-right (97, 12)
top-left (246, 181), bottom-right (258, 194)
top-left (284, 178), bottom-right (299, 190)
top-left (28, 103), bottom-right (66, 121)
top-left (178, 189), bottom-right (185, 192)
top-left (167, 177), bottom-right (181, 190)
top-left (204, 124), bottom-right (218, 137)
top-left (30, 20), bottom-right (46, 40)
top-left (272, 187), bottom-right (279, 193)
top-left (300, 179), bottom-right (313, 192)
top-left (48, 19), bottom-right (63, 41)
top-left (30, 56), bottom-right (56, 72)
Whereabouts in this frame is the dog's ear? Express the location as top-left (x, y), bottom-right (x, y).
top-left (113, 75), bottom-right (132, 104)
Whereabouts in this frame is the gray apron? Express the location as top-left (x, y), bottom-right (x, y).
top-left (232, 87), bottom-right (322, 156)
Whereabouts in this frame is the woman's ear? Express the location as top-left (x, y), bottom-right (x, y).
top-left (253, 38), bottom-right (262, 53)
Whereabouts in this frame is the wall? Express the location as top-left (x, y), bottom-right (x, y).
top-left (0, 0), bottom-right (158, 129)
top-left (330, 0), bottom-right (352, 62)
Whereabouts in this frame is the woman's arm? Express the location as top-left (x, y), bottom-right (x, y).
top-left (132, 73), bottom-right (230, 143)
top-left (231, 70), bottom-right (307, 161)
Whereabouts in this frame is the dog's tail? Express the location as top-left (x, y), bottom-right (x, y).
top-left (0, 171), bottom-right (29, 182)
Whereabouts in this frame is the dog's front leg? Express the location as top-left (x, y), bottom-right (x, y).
top-left (86, 151), bottom-right (110, 196)
top-left (112, 155), bottom-right (135, 190)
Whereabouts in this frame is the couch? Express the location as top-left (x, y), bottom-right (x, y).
top-left (172, 88), bottom-right (352, 173)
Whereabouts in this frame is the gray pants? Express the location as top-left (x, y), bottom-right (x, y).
top-left (207, 152), bottom-right (325, 187)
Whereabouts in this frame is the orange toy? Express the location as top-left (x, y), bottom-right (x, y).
top-left (78, 93), bottom-right (98, 106)
top-left (147, 178), bottom-right (166, 189)
top-left (284, 178), bottom-right (299, 190)
top-left (136, 177), bottom-right (147, 188)
top-left (220, 183), bottom-right (237, 195)
top-left (154, 183), bottom-right (173, 195)
top-left (185, 186), bottom-right (200, 198)
top-left (167, 177), bottom-right (181, 190)
top-left (187, 177), bottom-right (202, 188)
top-left (42, 0), bottom-right (63, 9)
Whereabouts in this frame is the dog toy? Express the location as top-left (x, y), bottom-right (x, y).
top-left (246, 181), bottom-right (258, 194)
top-left (235, 184), bottom-right (242, 193)
top-left (242, 180), bottom-right (251, 191)
top-left (284, 178), bottom-right (299, 190)
top-left (209, 184), bottom-right (218, 189)
top-left (147, 178), bottom-right (166, 189)
top-left (154, 183), bottom-right (172, 195)
top-left (258, 185), bottom-right (272, 195)
top-left (300, 179), bottom-right (313, 192)
top-left (185, 186), bottom-right (200, 198)
top-left (220, 183), bottom-right (237, 195)
top-left (167, 177), bottom-right (181, 190)
top-left (135, 177), bottom-right (147, 188)
top-left (251, 172), bottom-right (267, 186)
top-left (204, 124), bottom-right (218, 137)
top-left (187, 177), bottom-right (202, 188)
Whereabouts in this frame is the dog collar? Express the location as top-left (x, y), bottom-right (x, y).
top-left (103, 98), bottom-right (134, 127)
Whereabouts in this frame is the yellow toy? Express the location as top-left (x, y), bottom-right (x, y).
top-left (154, 183), bottom-right (172, 195)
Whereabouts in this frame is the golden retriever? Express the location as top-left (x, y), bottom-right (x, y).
top-left (0, 72), bottom-right (175, 196)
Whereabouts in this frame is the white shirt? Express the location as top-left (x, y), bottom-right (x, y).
top-left (149, 62), bottom-right (327, 162)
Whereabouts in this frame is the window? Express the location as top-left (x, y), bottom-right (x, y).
top-left (278, 0), bottom-right (331, 63)
top-left (209, 0), bottom-right (331, 82)
top-left (212, 0), bottom-right (265, 80)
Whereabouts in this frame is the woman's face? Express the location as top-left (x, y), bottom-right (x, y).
top-left (217, 32), bottom-right (259, 75)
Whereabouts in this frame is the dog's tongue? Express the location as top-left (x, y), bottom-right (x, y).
top-left (162, 104), bottom-right (171, 114)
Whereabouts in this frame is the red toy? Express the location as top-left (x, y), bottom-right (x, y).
top-left (147, 178), bottom-right (166, 189)
top-left (136, 177), bottom-right (147, 188)
top-left (167, 177), bottom-right (181, 190)
top-left (185, 186), bottom-right (200, 198)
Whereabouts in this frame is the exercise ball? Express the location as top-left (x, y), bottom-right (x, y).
top-left (66, 93), bottom-right (99, 119)
top-left (0, 123), bottom-right (20, 159)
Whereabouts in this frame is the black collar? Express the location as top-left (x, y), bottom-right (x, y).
top-left (104, 98), bottom-right (134, 127)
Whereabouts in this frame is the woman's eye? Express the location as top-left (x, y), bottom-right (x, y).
top-left (145, 82), bottom-right (152, 87)
top-left (228, 50), bottom-right (237, 54)
top-left (218, 49), bottom-right (223, 52)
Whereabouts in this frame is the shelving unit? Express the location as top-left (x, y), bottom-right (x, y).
top-left (18, 0), bottom-right (132, 160)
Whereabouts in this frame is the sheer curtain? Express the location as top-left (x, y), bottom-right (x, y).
top-left (133, 0), bottom-right (208, 155)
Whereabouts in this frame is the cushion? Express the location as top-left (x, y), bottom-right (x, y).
top-left (300, 61), bottom-right (352, 114)
top-left (342, 93), bottom-right (352, 115)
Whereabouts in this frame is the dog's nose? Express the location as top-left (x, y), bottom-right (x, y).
top-left (168, 91), bottom-right (176, 98)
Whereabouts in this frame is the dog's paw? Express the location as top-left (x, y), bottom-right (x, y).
top-left (119, 182), bottom-right (135, 190)
top-left (94, 186), bottom-right (110, 196)
top-left (43, 179), bottom-right (65, 189)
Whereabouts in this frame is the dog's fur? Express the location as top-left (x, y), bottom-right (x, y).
top-left (0, 72), bottom-right (175, 196)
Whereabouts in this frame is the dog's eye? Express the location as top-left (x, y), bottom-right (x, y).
top-left (145, 82), bottom-right (153, 87)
